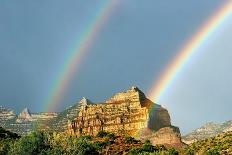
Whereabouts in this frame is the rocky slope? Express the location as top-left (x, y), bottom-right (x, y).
top-left (45, 100), bottom-right (82, 132)
top-left (0, 127), bottom-right (20, 139)
top-left (0, 101), bottom-right (87, 134)
top-left (184, 131), bottom-right (232, 154)
top-left (141, 126), bottom-right (186, 149)
top-left (182, 120), bottom-right (232, 144)
top-left (41, 98), bottom-right (95, 133)
top-left (0, 107), bottom-right (58, 135)
top-left (0, 106), bottom-right (16, 127)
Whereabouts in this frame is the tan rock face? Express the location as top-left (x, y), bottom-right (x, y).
top-left (16, 108), bottom-right (32, 122)
top-left (67, 87), bottom-right (171, 137)
top-left (149, 126), bottom-right (185, 148)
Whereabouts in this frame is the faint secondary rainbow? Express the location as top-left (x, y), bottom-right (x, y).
top-left (148, 1), bottom-right (232, 103)
top-left (45, 0), bottom-right (119, 112)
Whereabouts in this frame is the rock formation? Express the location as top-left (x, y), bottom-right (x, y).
top-left (182, 120), bottom-right (232, 144)
top-left (16, 107), bottom-right (58, 123)
top-left (0, 106), bottom-right (58, 135)
top-left (0, 106), bottom-right (16, 120)
top-left (67, 86), bottom-right (178, 143)
top-left (46, 102), bottom-right (81, 132)
top-left (67, 87), bottom-right (185, 147)
top-left (141, 126), bottom-right (185, 148)
top-left (16, 108), bottom-right (33, 122)
top-left (0, 106), bottom-right (16, 126)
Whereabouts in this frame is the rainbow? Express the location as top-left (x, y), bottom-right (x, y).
top-left (45, 0), bottom-right (119, 112)
top-left (148, 1), bottom-right (232, 103)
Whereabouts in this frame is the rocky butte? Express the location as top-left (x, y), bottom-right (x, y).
top-left (67, 86), bottom-right (184, 147)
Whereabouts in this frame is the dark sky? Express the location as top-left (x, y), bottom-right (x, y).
top-left (0, 0), bottom-right (231, 134)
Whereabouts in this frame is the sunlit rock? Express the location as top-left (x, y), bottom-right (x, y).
top-left (67, 86), bottom-right (171, 137)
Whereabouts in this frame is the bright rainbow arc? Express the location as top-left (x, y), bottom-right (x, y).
top-left (45, 0), bottom-right (119, 112)
top-left (148, 1), bottom-right (232, 103)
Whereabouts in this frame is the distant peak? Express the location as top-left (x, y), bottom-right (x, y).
top-left (131, 86), bottom-right (137, 90)
top-left (21, 107), bottom-right (31, 114)
top-left (204, 122), bottom-right (219, 127)
top-left (17, 107), bottom-right (32, 121)
top-left (130, 86), bottom-right (139, 91)
top-left (128, 86), bottom-right (144, 93)
top-left (79, 97), bottom-right (93, 107)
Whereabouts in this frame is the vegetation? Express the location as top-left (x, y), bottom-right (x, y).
top-left (128, 140), bottom-right (179, 155)
top-left (96, 130), bottom-right (108, 138)
top-left (0, 128), bottom-right (181, 155)
top-left (125, 136), bottom-right (136, 144)
top-left (184, 131), bottom-right (232, 155)
top-left (1, 127), bottom-right (231, 155)
top-left (0, 127), bottom-right (20, 139)
top-left (0, 127), bottom-right (20, 155)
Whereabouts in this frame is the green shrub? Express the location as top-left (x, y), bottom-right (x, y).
top-left (206, 148), bottom-right (220, 155)
top-left (93, 140), bottom-right (110, 151)
top-left (106, 132), bottom-right (116, 140)
top-left (141, 140), bottom-right (156, 153)
top-left (0, 139), bottom-right (13, 155)
top-left (9, 131), bottom-right (50, 155)
top-left (128, 140), bottom-right (157, 155)
top-left (128, 148), bottom-right (142, 155)
top-left (75, 140), bottom-right (98, 155)
top-left (168, 148), bottom-right (178, 155)
top-left (93, 141), bottom-right (104, 151)
top-left (78, 135), bottom-right (93, 141)
top-left (125, 136), bottom-right (135, 144)
top-left (96, 131), bottom-right (108, 138)
top-left (0, 127), bottom-right (20, 140)
top-left (184, 148), bottom-right (194, 155)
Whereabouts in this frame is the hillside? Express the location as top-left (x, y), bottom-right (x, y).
top-left (44, 100), bottom-right (81, 132)
top-left (182, 120), bottom-right (232, 144)
top-left (184, 131), bottom-right (232, 155)
top-left (0, 106), bottom-right (16, 127)
top-left (0, 127), bottom-right (20, 139)
top-left (0, 99), bottom-right (85, 134)
top-left (0, 107), bottom-right (59, 135)
top-left (0, 128), bottom-right (180, 155)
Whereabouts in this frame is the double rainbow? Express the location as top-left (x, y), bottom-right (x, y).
top-left (45, 1), bottom-right (232, 112)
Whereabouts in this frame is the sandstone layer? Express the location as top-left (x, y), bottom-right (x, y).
top-left (67, 87), bottom-right (171, 137)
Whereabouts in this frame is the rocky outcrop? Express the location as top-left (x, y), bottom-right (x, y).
top-left (183, 120), bottom-right (232, 144)
top-left (16, 108), bottom-right (58, 123)
top-left (0, 106), bottom-right (16, 127)
top-left (31, 112), bottom-right (58, 121)
top-left (16, 108), bottom-right (33, 122)
top-left (141, 126), bottom-right (185, 148)
top-left (45, 101), bottom-right (82, 132)
top-left (186, 131), bottom-right (232, 155)
top-left (66, 87), bottom-right (186, 147)
top-left (0, 106), bottom-right (58, 135)
top-left (67, 87), bottom-right (172, 138)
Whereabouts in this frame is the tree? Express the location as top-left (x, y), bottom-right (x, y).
top-left (9, 131), bottom-right (50, 155)
top-left (206, 148), bottom-right (220, 155)
top-left (168, 148), bottom-right (179, 155)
